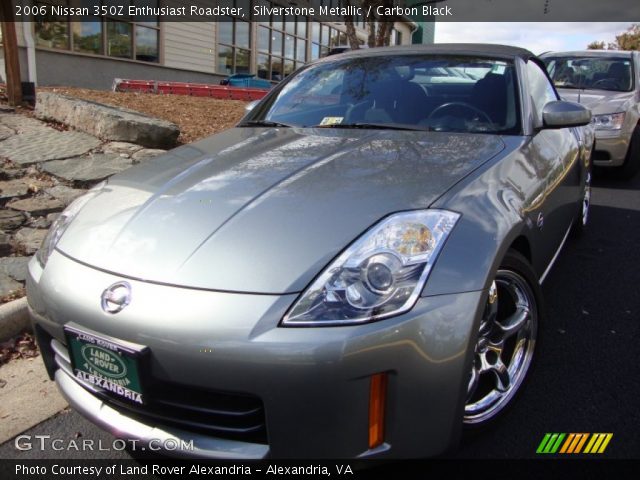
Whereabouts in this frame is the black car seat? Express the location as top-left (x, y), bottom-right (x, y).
top-left (607, 62), bottom-right (631, 90)
top-left (472, 73), bottom-right (508, 125)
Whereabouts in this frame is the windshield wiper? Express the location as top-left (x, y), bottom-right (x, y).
top-left (242, 120), bottom-right (292, 128)
top-left (310, 122), bottom-right (430, 131)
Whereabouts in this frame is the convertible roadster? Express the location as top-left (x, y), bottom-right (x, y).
top-left (27, 44), bottom-right (593, 458)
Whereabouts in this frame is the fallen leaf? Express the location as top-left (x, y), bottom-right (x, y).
top-left (0, 331), bottom-right (40, 367)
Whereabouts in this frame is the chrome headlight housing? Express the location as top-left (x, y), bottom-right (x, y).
top-left (592, 112), bottom-right (625, 131)
top-left (282, 210), bottom-right (460, 326)
top-left (36, 182), bottom-right (106, 267)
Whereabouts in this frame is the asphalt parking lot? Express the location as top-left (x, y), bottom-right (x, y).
top-left (1, 168), bottom-right (638, 463)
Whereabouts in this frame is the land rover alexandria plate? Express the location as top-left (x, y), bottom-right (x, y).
top-left (64, 325), bottom-right (147, 405)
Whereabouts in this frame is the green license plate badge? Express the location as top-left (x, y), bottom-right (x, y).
top-left (64, 326), bottom-right (147, 405)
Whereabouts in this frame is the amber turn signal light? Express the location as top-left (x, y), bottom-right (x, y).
top-left (368, 373), bottom-right (388, 449)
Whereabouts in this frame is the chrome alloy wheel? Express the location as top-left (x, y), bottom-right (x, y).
top-left (582, 171), bottom-right (591, 226)
top-left (464, 271), bottom-right (538, 425)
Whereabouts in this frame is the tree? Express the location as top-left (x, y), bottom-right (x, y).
top-left (613, 24), bottom-right (640, 51)
top-left (343, 0), bottom-right (361, 50)
top-left (587, 24), bottom-right (640, 51)
top-left (343, 0), bottom-right (400, 49)
top-left (587, 40), bottom-right (605, 50)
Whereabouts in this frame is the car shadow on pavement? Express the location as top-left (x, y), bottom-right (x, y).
top-left (592, 167), bottom-right (640, 190)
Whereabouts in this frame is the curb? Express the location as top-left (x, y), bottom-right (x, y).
top-left (0, 297), bottom-right (31, 342)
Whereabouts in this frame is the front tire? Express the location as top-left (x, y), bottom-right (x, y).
top-left (463, 250), bottom-right (541, 427)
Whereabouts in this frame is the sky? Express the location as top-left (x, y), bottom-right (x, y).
top-left (434, 23), bottom-right (634, 55)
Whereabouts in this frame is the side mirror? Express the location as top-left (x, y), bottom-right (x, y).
top-left (542, 100), bottom-right (592, 128)
top-left (245, 100), bottom-right (260, 113)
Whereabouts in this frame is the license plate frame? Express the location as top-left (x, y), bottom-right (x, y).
top-left (64, 324), bottom-right (149, 405)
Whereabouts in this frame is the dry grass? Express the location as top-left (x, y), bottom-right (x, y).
top-left (39, 87), bottom-right (249, 145)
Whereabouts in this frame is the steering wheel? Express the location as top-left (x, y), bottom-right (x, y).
top-left (426, 102), bottom-right (494, 125)
top-left (344, 99), bottom-right (374, 123)
top-left (591, 78), bottom-right (622, 90)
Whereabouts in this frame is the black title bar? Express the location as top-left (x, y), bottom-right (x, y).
top-left (2, 0), bottom-right (640, 22)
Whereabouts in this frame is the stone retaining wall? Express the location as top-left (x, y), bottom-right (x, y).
top-left (35, 92), bottom-right (180, 149)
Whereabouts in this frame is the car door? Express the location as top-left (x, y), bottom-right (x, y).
top-left (524, 60), bottom-right (582, 277)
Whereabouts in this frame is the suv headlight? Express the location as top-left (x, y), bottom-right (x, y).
top-left (282, 210), bottom-right (460, 326)
top-left (36, 182), bottom-right (106, 267)
top-left (592, 112), bottom-right (625, 131)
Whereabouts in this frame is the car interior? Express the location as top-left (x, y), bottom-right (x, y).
top-left (547, 57), bottom-right (633, 91)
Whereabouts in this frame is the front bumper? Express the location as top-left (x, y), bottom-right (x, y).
top-left (26, 251), bottom-right (484, 459)
top-left (593, 130), bottom-right (632, 166)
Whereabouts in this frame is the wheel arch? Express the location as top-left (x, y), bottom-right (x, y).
top-left (422, 216), bottom-right (537, 297)
top-left (509, 235), bottom-right (532, 265)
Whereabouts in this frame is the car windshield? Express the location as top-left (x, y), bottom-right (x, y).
top-left (544, 56), bottom-right (634, 92)
top-left (246, 55), bottom-right (521, 134)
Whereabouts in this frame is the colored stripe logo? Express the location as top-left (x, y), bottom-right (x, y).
top-left (536, 433), bottom-right (613, 454)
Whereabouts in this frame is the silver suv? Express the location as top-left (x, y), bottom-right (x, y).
top-left (541, 50), bottom-right (640, 177)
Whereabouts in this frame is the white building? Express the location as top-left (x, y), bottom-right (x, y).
top-left (3, 0), bottom-right (426, 90)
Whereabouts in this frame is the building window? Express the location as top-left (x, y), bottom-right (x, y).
top-left (217, 0), bottom-right (250, 76)
top-left (72, 20), bottom-right (103, 55)
top-left (217, 12), bottom-right (251, 75)
top-left (107, 21), bottom-right (132, 58)
top-left (311, 21), bottom-right (338, 60)
top-left (34, 1), bottom-right (69, 50)
top-left (135, 24), bottom-right (159, 62)
top-left (254, 1), bottom-right (307, 80)
top-left (391, 28), bottom-right (403, 46)
top-left (34, 0), bottom-right (160, 63)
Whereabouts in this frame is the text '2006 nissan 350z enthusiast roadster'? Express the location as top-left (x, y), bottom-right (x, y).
top-left (27, 44), bottom-right (594, 459)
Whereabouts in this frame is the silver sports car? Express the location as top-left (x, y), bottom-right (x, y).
top-left (27, 44), bottom-right (593, 459)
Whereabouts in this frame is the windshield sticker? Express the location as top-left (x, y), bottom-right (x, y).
top-left (319, 116), bottom-right (343, 126)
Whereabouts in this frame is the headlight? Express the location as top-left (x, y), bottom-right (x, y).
top-left (36, 182), bottom-right (106, 267)
top-left (282, 210), bottom-right (460, 326)
top-left (592, 112), bottom-right (625, 131)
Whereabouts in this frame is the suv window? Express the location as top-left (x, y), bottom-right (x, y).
top-left (544, 56), bottom-right (633, 92)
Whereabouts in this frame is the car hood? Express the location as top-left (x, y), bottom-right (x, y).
top-left (556, 88), bottom-right (635, 114)
top-left (57, 127), bottom-right (505, 294)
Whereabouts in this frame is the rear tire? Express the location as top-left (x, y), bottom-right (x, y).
top-left (463, 250), bottom-right (542, 429)
top-left (617, 126), bottom-right (640, 179)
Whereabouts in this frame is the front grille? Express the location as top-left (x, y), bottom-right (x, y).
top-left (52, 338), bottom-right (268, 444)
